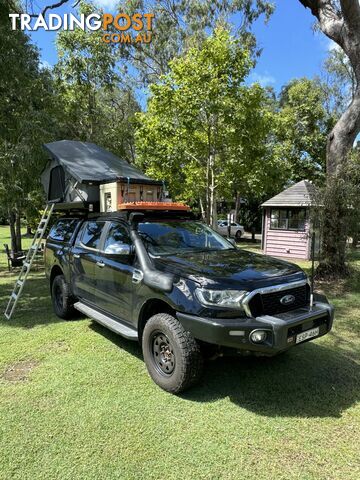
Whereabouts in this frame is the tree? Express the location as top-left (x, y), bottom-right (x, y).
top-left (0, 0), bottom-right (56, 252)
top-left (118, 0), bottom-right (274, 83)
top-left (298, 0), bottom-right (360, 276)
top-left (7, 0), bottom-right (274, 85)
top-left (136, 29), bottom-right (275, 226)
top-left (323, 46), bottom-right (355, 116)
top-left (54, 2), bottom-right (140, 162)
top-left (55, 2), bottom-right (116, 139)
top-left (4, 1), bottom-right (73, 17)
top-left (346, 150), bottom-right (360, 248)
top-left (274, 78), bottom-right (334, 184)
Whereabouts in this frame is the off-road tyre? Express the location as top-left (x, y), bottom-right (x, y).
top-left (142, 313), bottom-right (203, 394)
top-left (51, 274), bottom-right (76, 320)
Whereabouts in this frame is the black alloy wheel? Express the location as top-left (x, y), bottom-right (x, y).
top-left (51, 274), bottom-right (76, 320)
top-left (142, 313), bottom-right (203, 394)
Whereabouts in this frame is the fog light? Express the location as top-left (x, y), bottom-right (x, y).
top-left (250, 330), bottom-right (267, 343)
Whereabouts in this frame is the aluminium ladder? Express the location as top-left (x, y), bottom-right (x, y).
top-left (4, 203), bottom-right (55, 320)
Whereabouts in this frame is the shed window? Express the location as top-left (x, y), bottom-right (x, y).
top-left (270, 209), bottom-right (306, 231)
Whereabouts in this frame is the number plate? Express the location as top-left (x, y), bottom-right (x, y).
top-left (296, 327), bottom-right (320, 344)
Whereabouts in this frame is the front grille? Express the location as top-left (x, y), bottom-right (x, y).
top-left (248, 284), bottom-right (309, 317)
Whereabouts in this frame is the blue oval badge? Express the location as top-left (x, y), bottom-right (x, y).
top-left (280, 294), bottom-right (295, 305)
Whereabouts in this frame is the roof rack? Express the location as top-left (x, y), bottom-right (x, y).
top-left (117, 201), bottom-right (191, 211)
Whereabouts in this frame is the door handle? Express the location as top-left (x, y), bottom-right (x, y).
top-left (73, 254), bottom-right (80, 259)
top-left (96, 261), bottom-right (105, 268)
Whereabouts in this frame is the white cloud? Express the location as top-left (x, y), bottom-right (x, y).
top-left (250, 72), bottom-right (276, 87)
top-left (93, 0), bottom-right (119, 10)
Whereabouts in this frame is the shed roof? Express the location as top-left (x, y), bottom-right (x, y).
top-left (43, 140), bottom-right (162, 185)
top-left (262, 180), bottom-right (317, 207)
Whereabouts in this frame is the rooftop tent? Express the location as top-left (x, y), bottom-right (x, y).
top-left (41, 140), bottom-right (162, 206)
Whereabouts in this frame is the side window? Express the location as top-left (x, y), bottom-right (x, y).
top-left (270, 209), bottom-right (306, 231)
top-left (104, 223), bottom-right (131, 253)
top-left (48, 219), bottom-right (78, 242)
top-left (271, 209), bottom-right (287, 229)
top-left (81, 221), bottom-right (105, 250)
top-left (288, 209), bottom-right (306, 231)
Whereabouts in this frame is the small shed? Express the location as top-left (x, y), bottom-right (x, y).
top-left (261, 180), bottom-right (316, 260)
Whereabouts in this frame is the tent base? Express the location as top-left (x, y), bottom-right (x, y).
top-left (53, 201), bottom-right (100, 212)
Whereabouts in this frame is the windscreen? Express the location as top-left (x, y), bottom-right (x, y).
top-left (138, 221), bottom-right (234, 256)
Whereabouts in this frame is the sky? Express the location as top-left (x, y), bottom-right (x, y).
top-left (29, 0), bottom-right (333, 94)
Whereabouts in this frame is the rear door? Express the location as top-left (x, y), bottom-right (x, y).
top-left (45, 218), bottom-right (81, 279)
top-left (71, 220), bottom-right (106, 304)
top-left (95, 221), bottom-right (136, 323)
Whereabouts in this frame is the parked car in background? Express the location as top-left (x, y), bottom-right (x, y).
top-left (217, 220), bottom-right (245, 240)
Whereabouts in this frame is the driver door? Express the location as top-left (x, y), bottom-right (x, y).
top-left (95, 221), bottom-right (136, 323)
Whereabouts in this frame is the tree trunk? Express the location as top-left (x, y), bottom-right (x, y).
top-left (317, 89), bottom-right (360, 275)
top-left (205, 156), bottom-right (210, 225)
top-left (199, 197), bottom-right (206, 221)
top-left (234, 192), bottom-right (241, 222)
top-left (327, 88), bottom-right (360, 175)
top-left (299, 0), bottom-right (360, 277)
top-left (317, 176), bottom-right (349, 277)
top-left (209, 154), bottom-right (217, 228)
top-left (251, 226), bottom-right (256, 243)
top-left (15, 208), bottom-right (22, 253)
top-left (8, 209), bottom-right (16, 252)
top-left (352, 231), bottom-right (358, 249)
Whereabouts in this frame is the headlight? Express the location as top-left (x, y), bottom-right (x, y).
top-left (195, 288), bottom-right (248, 308)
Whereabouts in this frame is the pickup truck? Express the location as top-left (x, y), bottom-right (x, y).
top-left (44, 210), bottom-right (334, 393)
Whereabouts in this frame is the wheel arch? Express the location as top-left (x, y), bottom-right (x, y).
top-left (137, 298), bottom-right (176, 342)
top-left (50, 265), bottom-right (64, 289)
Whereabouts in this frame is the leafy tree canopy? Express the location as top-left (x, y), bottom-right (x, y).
top-left (54, 1), bottom-right (140, 161)
top-left (273, 77), bottom-right (334, 183)
top-left (135, 28), bottom-right (277, 223)
top-left (117, 0), bottom-right (274, 83)
top-left (0, 0), bottom-right (56, 250)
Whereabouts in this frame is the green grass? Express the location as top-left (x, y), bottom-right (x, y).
top-left (0, 225), bottom-right (359, 480)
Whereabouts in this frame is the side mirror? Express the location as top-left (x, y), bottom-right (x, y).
top-left (227, 238), bottom-right (236, 247)
top-left (104, 243), bottom-right (133, 256)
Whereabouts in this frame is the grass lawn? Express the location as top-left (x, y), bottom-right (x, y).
top-left (0, 225), bottom-right (359, 479)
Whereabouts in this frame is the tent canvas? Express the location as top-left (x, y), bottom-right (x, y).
top-left (41, 140), bottom-right (162, 204)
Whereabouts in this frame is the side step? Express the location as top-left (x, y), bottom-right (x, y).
top-left (74, 302), bottom-right (138, 341)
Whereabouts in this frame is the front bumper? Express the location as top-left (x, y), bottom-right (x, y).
top-left (177, 301), bottom-right (334, 355)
